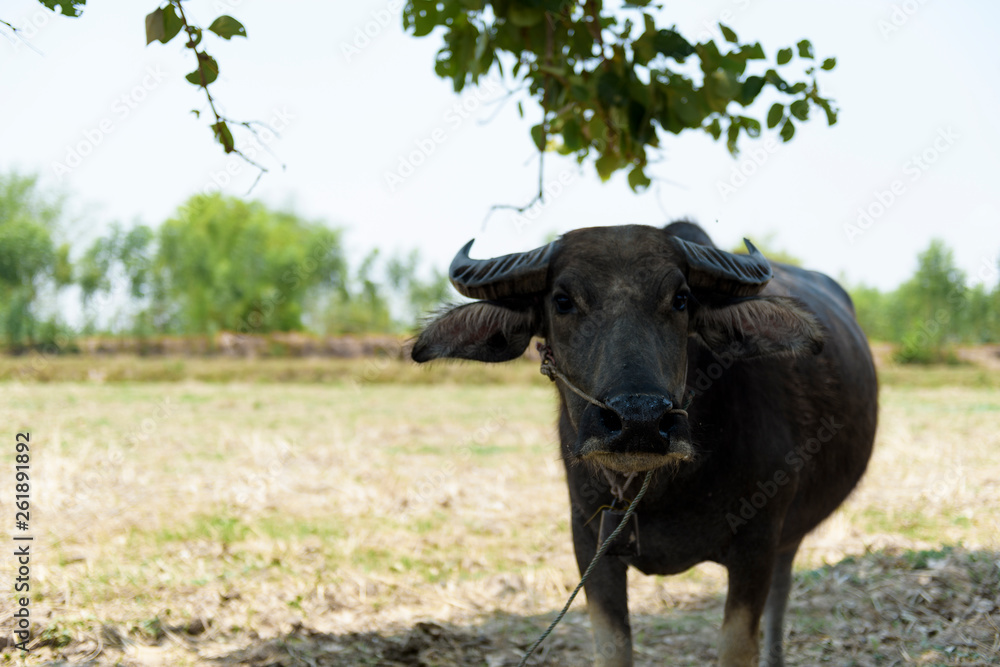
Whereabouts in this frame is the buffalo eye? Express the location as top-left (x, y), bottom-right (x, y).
top-left (553, 293), bottom-right (575, 314)
top-left (672, 292), bottom-right (689, 312)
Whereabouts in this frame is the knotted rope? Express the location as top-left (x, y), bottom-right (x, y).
top-left (517, 469), bottom-right (654, 667)
top-left (517, 343), bottom-right (696, 664)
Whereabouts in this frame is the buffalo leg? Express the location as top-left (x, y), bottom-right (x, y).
top-left (761, 540), bottom-right (801, 667)
top-left (572, 518), bottom-right (632, 667)
top-left (718, 554), bottom-right (775, 667)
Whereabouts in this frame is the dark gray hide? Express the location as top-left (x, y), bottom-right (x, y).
top-left (412, 222), bottom-right (878, 667)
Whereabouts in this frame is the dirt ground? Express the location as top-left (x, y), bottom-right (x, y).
top-left (1, 359), bottom-right (998, 666)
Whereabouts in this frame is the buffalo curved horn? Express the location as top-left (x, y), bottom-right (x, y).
top-left (449, 239), bottom-right (558, 300)
top-left (673, 236), bottom-right (773, 297)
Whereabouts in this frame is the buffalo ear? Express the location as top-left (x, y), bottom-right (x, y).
top-left (692, 296), bottom-right (824, 359)
top-left (412, 301), bottom-right (539, 363)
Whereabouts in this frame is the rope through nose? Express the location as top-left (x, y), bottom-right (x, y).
top-left (536, 342), bottom-right (690, 418)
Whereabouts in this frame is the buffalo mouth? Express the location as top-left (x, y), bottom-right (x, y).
top-left (575, 405), bottom-right (695, 473)
top-left (582, 448), bottom-right (693, 473)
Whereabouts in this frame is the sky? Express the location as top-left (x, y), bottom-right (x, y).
top-left (3, 0), bottom-right (1000, 292)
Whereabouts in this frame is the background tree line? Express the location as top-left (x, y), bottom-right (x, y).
top-left (1, 170), bottom-right (997, 362)
top-left (0, 171), bottom-right (449, 350)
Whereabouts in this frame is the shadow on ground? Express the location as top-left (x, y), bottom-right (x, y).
top-left (11, 547), bottom-right (998, 666)
top-left (209, 546), bottom-right (999, 667)
top-left (209, 603), bottom-right (730, 667)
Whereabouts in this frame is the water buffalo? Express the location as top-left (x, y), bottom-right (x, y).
top-left (411, 222), bottom-right (877, 667)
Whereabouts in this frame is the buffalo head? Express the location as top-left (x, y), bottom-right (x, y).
top-left (412, 224), bottom-right (823, 474)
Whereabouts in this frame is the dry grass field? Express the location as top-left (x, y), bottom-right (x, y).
top-left (1, 354), bottom-right (999, 666)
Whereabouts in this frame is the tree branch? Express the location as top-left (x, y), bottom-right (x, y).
top-left (170, 0), bottom-right (275, 193)
top-left (0, 17), bottom-right (44, 55)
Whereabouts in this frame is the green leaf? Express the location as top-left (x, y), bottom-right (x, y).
top-left (597, 71), bottom-right (627, 108)
top-left (595, 153), bottom-right (617, 181)
top-left (790, 99), bottom-right (809, 121)
top-left (208, 15), bottom-right (247, 40)
top-left (538, 64), bottom-right (567, 78)
top-left (668, 92), bottom-right (701, 129)
top-left (162, 4), bottom-right (182, 43)
top-left (652, 29), bottom-right (694, 60)
top-left (411, 5), bottom-right (439, 37)
top-left (705, 117), bottom-right (722, 140)
top-left (696, 40), bottom-right (722, 72)
top-left (726, 121), bottom-right (740, 155)
top-left (212, 121), bottom-right (235, 153)
top-left (738, 75), bottom-right (765, 106)
top-left (507, 5), bottom-right (544, 27)
top-left (185, 53), bottom-right (219, 86)
top-left (739, 116), bottom-right (761, 138)
top-left (797, 39), bottom-right (814, 59)
top-left (145, 5), bottom-right (182, 45)
top-left (570, 83), bottom-right (591, 101)
top-left (627, 165), bottom-right (651, 192)
top-left (588, 115), bottom-right (609, 145)
top-left (780, 118), bottom-right (795, 142)
top-left (776, 48), bottom-right (792, 65)
top-left (643, 13), bottom-right (656, 33)
top-left (718, 51), bottom-right (748, 76)
top-left (38, 0), bottom-right (85, 17)
top-left (719, 23), bottom-right (738, 43)
top-left (705, 70), bottom-right (738, 113)
top-left (821, 57), bottom-right (837, 71)
top-left (765, 69), bottom-right (790, 92)
top-left (742, 42), bottom-right (766, 60)
top-left (817, 99), bottom-right (838, 125)
top-left (561, 119), bottom-right (584, 151)
top-left (145, 7), bottom-right (165, 45)
top-left (767, 103), bottom-right (784, 129)
top-left (530, 124), bottom-right (546, 152)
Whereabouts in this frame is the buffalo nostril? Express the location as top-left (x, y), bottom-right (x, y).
top-left (600, 407), bottom-right (623, 434)
top-left (658, 412), bottom-right (674, 438)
